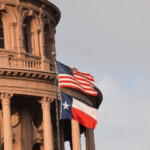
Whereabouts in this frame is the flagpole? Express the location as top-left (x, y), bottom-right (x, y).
top-left (52, 52), bottom-right (61, 150)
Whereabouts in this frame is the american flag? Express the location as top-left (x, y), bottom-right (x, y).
top-left (56, 60), bottom-right (98, 96)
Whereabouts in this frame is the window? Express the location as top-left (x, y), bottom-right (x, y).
top-left (23, 17), bottom-right (31, 53)
top-left (0, 18), bottom-right (4, 48)
top-left (44, 24), bottom-right (51, 59)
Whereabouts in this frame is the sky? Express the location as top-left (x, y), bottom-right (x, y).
top-left (50, 0), bottom-right (150, 149)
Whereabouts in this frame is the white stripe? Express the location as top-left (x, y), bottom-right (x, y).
top-left (73, 74), bottom-right (94, 85)
top-left (72, 99), bottom-right (98, 120)
top-left (58, 74), bottom-right (73, 78)
top-left (59, 83), bottom-right (97, 94)
top-left (59, 78), bottom-right (93, 86)
top-left (58, 74), bottom-right (95, 89)
top-left (58, 78), bottom-right (94, 89)
top-left (74, 72), bottom-right (93, 79)
top-left (73, 77), bottom-right (94, 87)
top-left (58, 74), bottom-right (94, 85)
top-left (72, 68), bottom-right (94, 79)
top-left (73, 73), bottom-right (94, 81)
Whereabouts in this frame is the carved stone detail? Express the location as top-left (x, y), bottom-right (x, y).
top-left (0, 4), bottom-right (6, 11)
top-left (0, 93), bottom-right (13, 105)
top-left (9, 57), bottom-right (42, 70)
top-left (39, 97), bottom-right (52, 110)
top-left (15, 5), bottom-right (23, 12)
top-left (34, 133), bottom-right (43, 144)
top-left (0, 69), bottom-right (54, 82)
top-left (28, 10), bottom-right (33, 16)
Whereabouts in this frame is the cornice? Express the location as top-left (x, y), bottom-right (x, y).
top-left (0, 68), bottom-right (55, 83)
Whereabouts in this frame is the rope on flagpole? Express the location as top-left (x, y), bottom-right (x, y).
top-left (52, 52), bottom-right (61, 150)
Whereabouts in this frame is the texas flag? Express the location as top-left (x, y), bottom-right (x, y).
top-left (60, 91), bottom-right (98, 129)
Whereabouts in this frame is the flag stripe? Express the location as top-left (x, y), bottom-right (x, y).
top-left (59, 75), bottom-right (94, 87)
top-left (73, 72), bottom-right (94, 82)
top-left (72, 107), bottom-right (97, 129)
top-left (59, 81), bottom-right (94, 89)
top-left (72, 76), bottom-right (94, 86)
top-left (56, 60), bottom-right (98, 96)
top-left (60, 91), bottom-right (98, 129)
top-left (58, 79), bottom-right (94, 89)
top-left (59, 83), bottom-right (97, 94)
top-left (72, 99), bottom-right (98, 120)
top-left (59, 84), bottom-right (98, 96)
top-left (73, 74), bottom-right (94, 85)
top-left (71, 67), bottom-right (94, 79)
top-left (58, 74), bottom-right (97, 95)
top-left (58, 80), bottom-right (97, 92)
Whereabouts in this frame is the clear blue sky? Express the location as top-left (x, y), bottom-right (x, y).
top-left (51, 0), bottom-right (150, 149)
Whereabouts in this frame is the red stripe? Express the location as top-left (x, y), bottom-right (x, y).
top-left (58, 76), bottom-right (94, 89)
top-left (58, 75), bottom-right (74, 79)
top-left (59, 75), bottom-right (94, 87)
top-left (59, 81), bottom-right (97, 92)
top-left (73, 72), bottom-right (94, 82)
top-left (72, 107), bottom-right (97, 129)
top-left (59, 84), bottom-right (97, 95)
top-left (71, 67), bottom-right (94, 78)
top-left (59, 80), bottom-right (94, 90)
top-left (73, 77), bottom-right (94, 86)
top-left (58, 74), bottom-right (98, 96)
top-left (59, 85), bottom-right (98, 96)
top-left (73, 73), bottom-right (94, 82)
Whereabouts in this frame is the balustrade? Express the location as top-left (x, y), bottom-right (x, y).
top-left (9, 57), bottom-right (41, 70)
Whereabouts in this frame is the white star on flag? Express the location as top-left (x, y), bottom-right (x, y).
top-left (63, 101), bottom-right (70, 110)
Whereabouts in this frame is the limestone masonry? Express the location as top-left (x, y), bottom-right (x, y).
top-left (0, 0), bottom-right (96, 150)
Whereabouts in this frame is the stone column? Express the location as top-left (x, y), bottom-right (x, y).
top-left (86, 128), bottom-right (95, 150)
top-left (39, 12), bottom-right (45, 60)
top-left (0, 93), bottom-right (13, 150)
top-left (32, 29), bottom-right (40, 56)
top-left (71, 120), bottom-right (81, 150)
top-left (15, 5), bottom-right (24, 57)
top-left (40, 97), bottom-right (53, 150)
top-left (9, 22), bottom-right (17, 51)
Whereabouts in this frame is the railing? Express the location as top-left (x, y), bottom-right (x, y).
top-left (9, 57), bottom-right (41, 70)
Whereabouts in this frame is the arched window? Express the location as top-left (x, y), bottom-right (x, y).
top-left (0, 18), bottom-right (4, 49)
top-left (23, 17), bottom-right (32, 53)
top-left (44, 24), bottom-right (51, 59)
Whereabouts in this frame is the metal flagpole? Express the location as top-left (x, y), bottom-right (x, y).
top-left (52, 52), bottom-right (61, 150)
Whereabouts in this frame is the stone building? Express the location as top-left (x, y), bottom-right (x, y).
top-left (0, 0), bottom-right (102, 150)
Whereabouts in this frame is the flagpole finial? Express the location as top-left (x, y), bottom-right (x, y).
top-left (52, 51), bottom-right (56, 60)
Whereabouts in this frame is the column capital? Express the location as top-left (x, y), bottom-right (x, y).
top-left (0, 93), bottom-right (13, 105)
top-left (15, 5), bottom-right (23, 12)
top-left (0, 4), bottom-right (6, 12)
top-left (39, 97), bottom-right (52, 110)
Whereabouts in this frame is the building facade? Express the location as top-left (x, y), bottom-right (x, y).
top-left (0, 0), bottom-right (98, 150)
